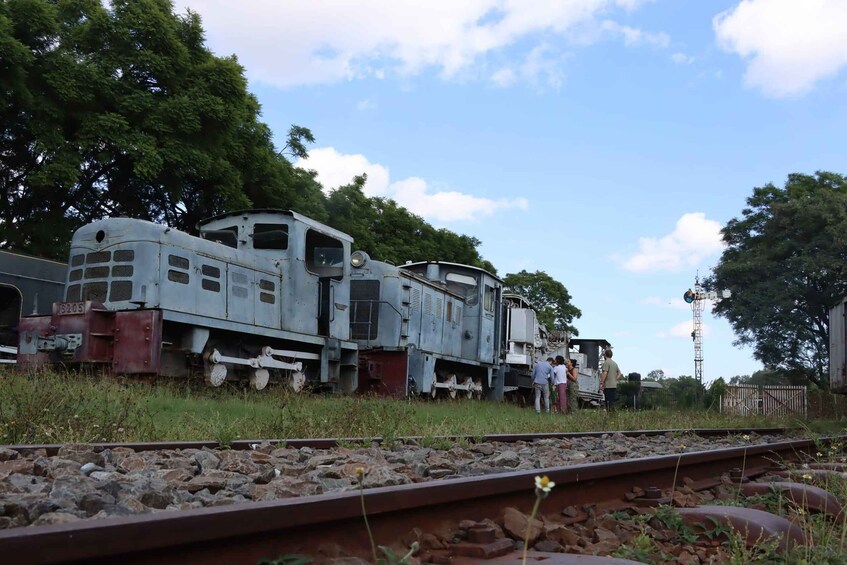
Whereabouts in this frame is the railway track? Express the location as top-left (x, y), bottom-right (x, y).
top-left (0, 430), bottom-right (837, 564)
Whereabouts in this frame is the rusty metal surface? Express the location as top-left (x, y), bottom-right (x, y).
top-left (1, 427), bottom-right (791, 457)
top-left (677, 505), bottom-right (806, 551)
top-left (112, 310), bottom-right (162, 374)
top-left (0, 438), bottom-right (818, 565)
top-left (453, 553), bottom-right (646, 564)
top-left (741, 481), bottom-right (845, 521)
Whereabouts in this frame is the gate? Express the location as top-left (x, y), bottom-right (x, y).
top-left (721, 385), bottom-right (807, 418)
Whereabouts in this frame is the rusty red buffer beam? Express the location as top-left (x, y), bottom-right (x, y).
top-left (0, 437), bottom-right (822, 565)
top-left (2, 427), bottom-right (790, 455)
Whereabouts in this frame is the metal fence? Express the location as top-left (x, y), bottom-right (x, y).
top-left (611, 381), bottom-right (847, 419)
top-left (720, 385), bottom-right (807, 418)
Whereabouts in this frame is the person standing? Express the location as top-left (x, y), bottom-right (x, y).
top-left (600, 349), bottom-right (621, 411)
top-left (553, 355), bottom-right (568, 414)
top-left (532, 357), bottom-right (554, 414)
top-left (566, 358), bottom-right (579, 413)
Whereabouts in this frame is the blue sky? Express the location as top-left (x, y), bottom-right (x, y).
top-left (175, 0), bottom-right (847, 382)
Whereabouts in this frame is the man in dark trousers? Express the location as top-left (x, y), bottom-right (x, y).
top-left (600, 349), bottom-right (621, 411)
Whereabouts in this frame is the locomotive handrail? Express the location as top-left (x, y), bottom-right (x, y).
top-left (350, 299), bottom-right (404, 347)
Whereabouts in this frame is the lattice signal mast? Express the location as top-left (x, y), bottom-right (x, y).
top-left (683, 275), bottom-right (731, 386)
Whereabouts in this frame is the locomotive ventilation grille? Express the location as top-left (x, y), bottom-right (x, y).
top-left (350, 280), bottom-right (380, 340)
top-left (67, 250), bottom-right (135, 303)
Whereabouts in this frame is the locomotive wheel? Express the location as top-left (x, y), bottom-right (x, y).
top-left (463, 377), bottom-right (474, 399)
top-left (250, 368), bottom-right (269, 391)
top-left (473, 379), bottom-right (483, 400)
top-left (206, 364), bottom-right (227, 387)
top-left (430, 374), bottom-right (439, 398)
top-left (288, 370), bottom-right (306, 393)
top-left (446, 374), bottom-right (457, 400)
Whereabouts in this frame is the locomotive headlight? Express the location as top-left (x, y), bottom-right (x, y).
top-left (351, 250), bottom-right (369, 268)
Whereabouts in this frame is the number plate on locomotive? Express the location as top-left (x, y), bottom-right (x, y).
top-left (57, 302), bottom-right (85, 315)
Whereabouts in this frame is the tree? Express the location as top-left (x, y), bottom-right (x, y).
top-left (706, 172), bottom-right (847, 388)
top-left (325, 175), bottom-right (492, 270)
top-left (0, 0), bottom-right (317, 259)
top-left (728, 369), bottom-right (796, 386)
top-left (662, 375), bottom-right (705, 408)
top-left (646, 369), bottom-right (665, 381)
top-left (502, 270), bottom-right (581, 334)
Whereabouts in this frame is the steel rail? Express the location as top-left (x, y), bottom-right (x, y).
top-left (0, 437), bottom-right (818, 565)
top-left (2, 427), bottom-right (790, 455)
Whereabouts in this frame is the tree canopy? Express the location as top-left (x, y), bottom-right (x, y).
top-left (706, 171), bottom-right (847, 388)
top-left (502, 270), bottom-right (581, 334)
top-left (1, 0), bottom-right (330, 258)
top-left (0, 0), bottom-right (578, 318)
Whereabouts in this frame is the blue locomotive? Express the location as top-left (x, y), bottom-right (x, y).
top-left (350, 254), bottom-right (503, 398)
top-left (17, 209), bottom-right (563, 399)
top-left (18, 211), bottom-right (358, 392)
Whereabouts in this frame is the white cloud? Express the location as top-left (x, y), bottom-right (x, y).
top-left (491, 67), bottom-right (516, 87)
top-left (356, 99), bottom-right (377, 111)
top-left (601, 20), bottom-right (669, 48)
top-left (302, 148), bottom-right (391, 196)
top-left (174, 1), bottom-right (668, 88)
top-left (297, 147), bottom-right (528, 222)
top-left (713, 0), bottom-right (847, 97)
top-left (657, 320), bottom-right (712, 339)
top-left (671, 52), bottom-right (694, 65)
top-left (623, 212), bottom-right (724, 273)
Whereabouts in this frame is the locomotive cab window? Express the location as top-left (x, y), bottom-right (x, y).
top-left (446, 272), bottom-right (479, 305)
top-left (484, 285), bottom-right (495, 313)
top-left (201, 226), bottom-right (238, 248)
top-left (306, 230), bottom-right (344, 280)
top-left (252, 224), bottom-right (289, 250)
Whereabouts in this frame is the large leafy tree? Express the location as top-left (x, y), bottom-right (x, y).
top-left (0, 0), bottom-right (321, 259)
top-left (706, 171), bottom-right (847, 388)
top-left (325, 175), bottom-right (494, 270)
top-left (502, 270), bottom-right (581, 334)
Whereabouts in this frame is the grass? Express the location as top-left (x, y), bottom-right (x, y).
top-left (0, 369), bottom-right (834, 444)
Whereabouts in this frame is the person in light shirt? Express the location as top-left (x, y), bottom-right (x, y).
top-left (531, 357), bottom-right (554, 414)
top-left (600, 349), bottom-right (622, 411)
top-left (553, 355), bottom-right (568, 414)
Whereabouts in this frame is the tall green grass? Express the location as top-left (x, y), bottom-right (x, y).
top-left (0, 369), bottom-right (821, 444)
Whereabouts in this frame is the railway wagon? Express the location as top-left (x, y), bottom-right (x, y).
top-left (17, 210), bottom-right (358, 391)
top-left (0, 250), bottom-right (67, 359)
top-left (350, 254), bottom-right (504, 399)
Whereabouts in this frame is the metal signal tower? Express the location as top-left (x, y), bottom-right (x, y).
top-left (683, 275), bottom-right (731, 386)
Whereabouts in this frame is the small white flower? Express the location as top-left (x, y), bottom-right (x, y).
top-left (535, 475), bottom-right (555, 493)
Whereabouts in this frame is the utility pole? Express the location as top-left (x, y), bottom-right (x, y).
top-left (683, 275), bottom-right (731, 387)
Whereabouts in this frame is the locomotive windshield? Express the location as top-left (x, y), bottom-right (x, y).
top-left (306, 229), bottom-right (344, 280)
top-left (445, 272), bottom-right (479, 305)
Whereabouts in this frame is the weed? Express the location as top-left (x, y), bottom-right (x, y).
top-left (653, 505), bottom-right (699, 545)
top-left (611, 531), bottom-right (666, 563)
top-left (522, 475), bottom-right (555, 565)
top-left (355, 466), bottom-right (419, 564)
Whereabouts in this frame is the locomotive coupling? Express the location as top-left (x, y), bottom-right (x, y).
top-left (36, 333), bottom-right (82, 354)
